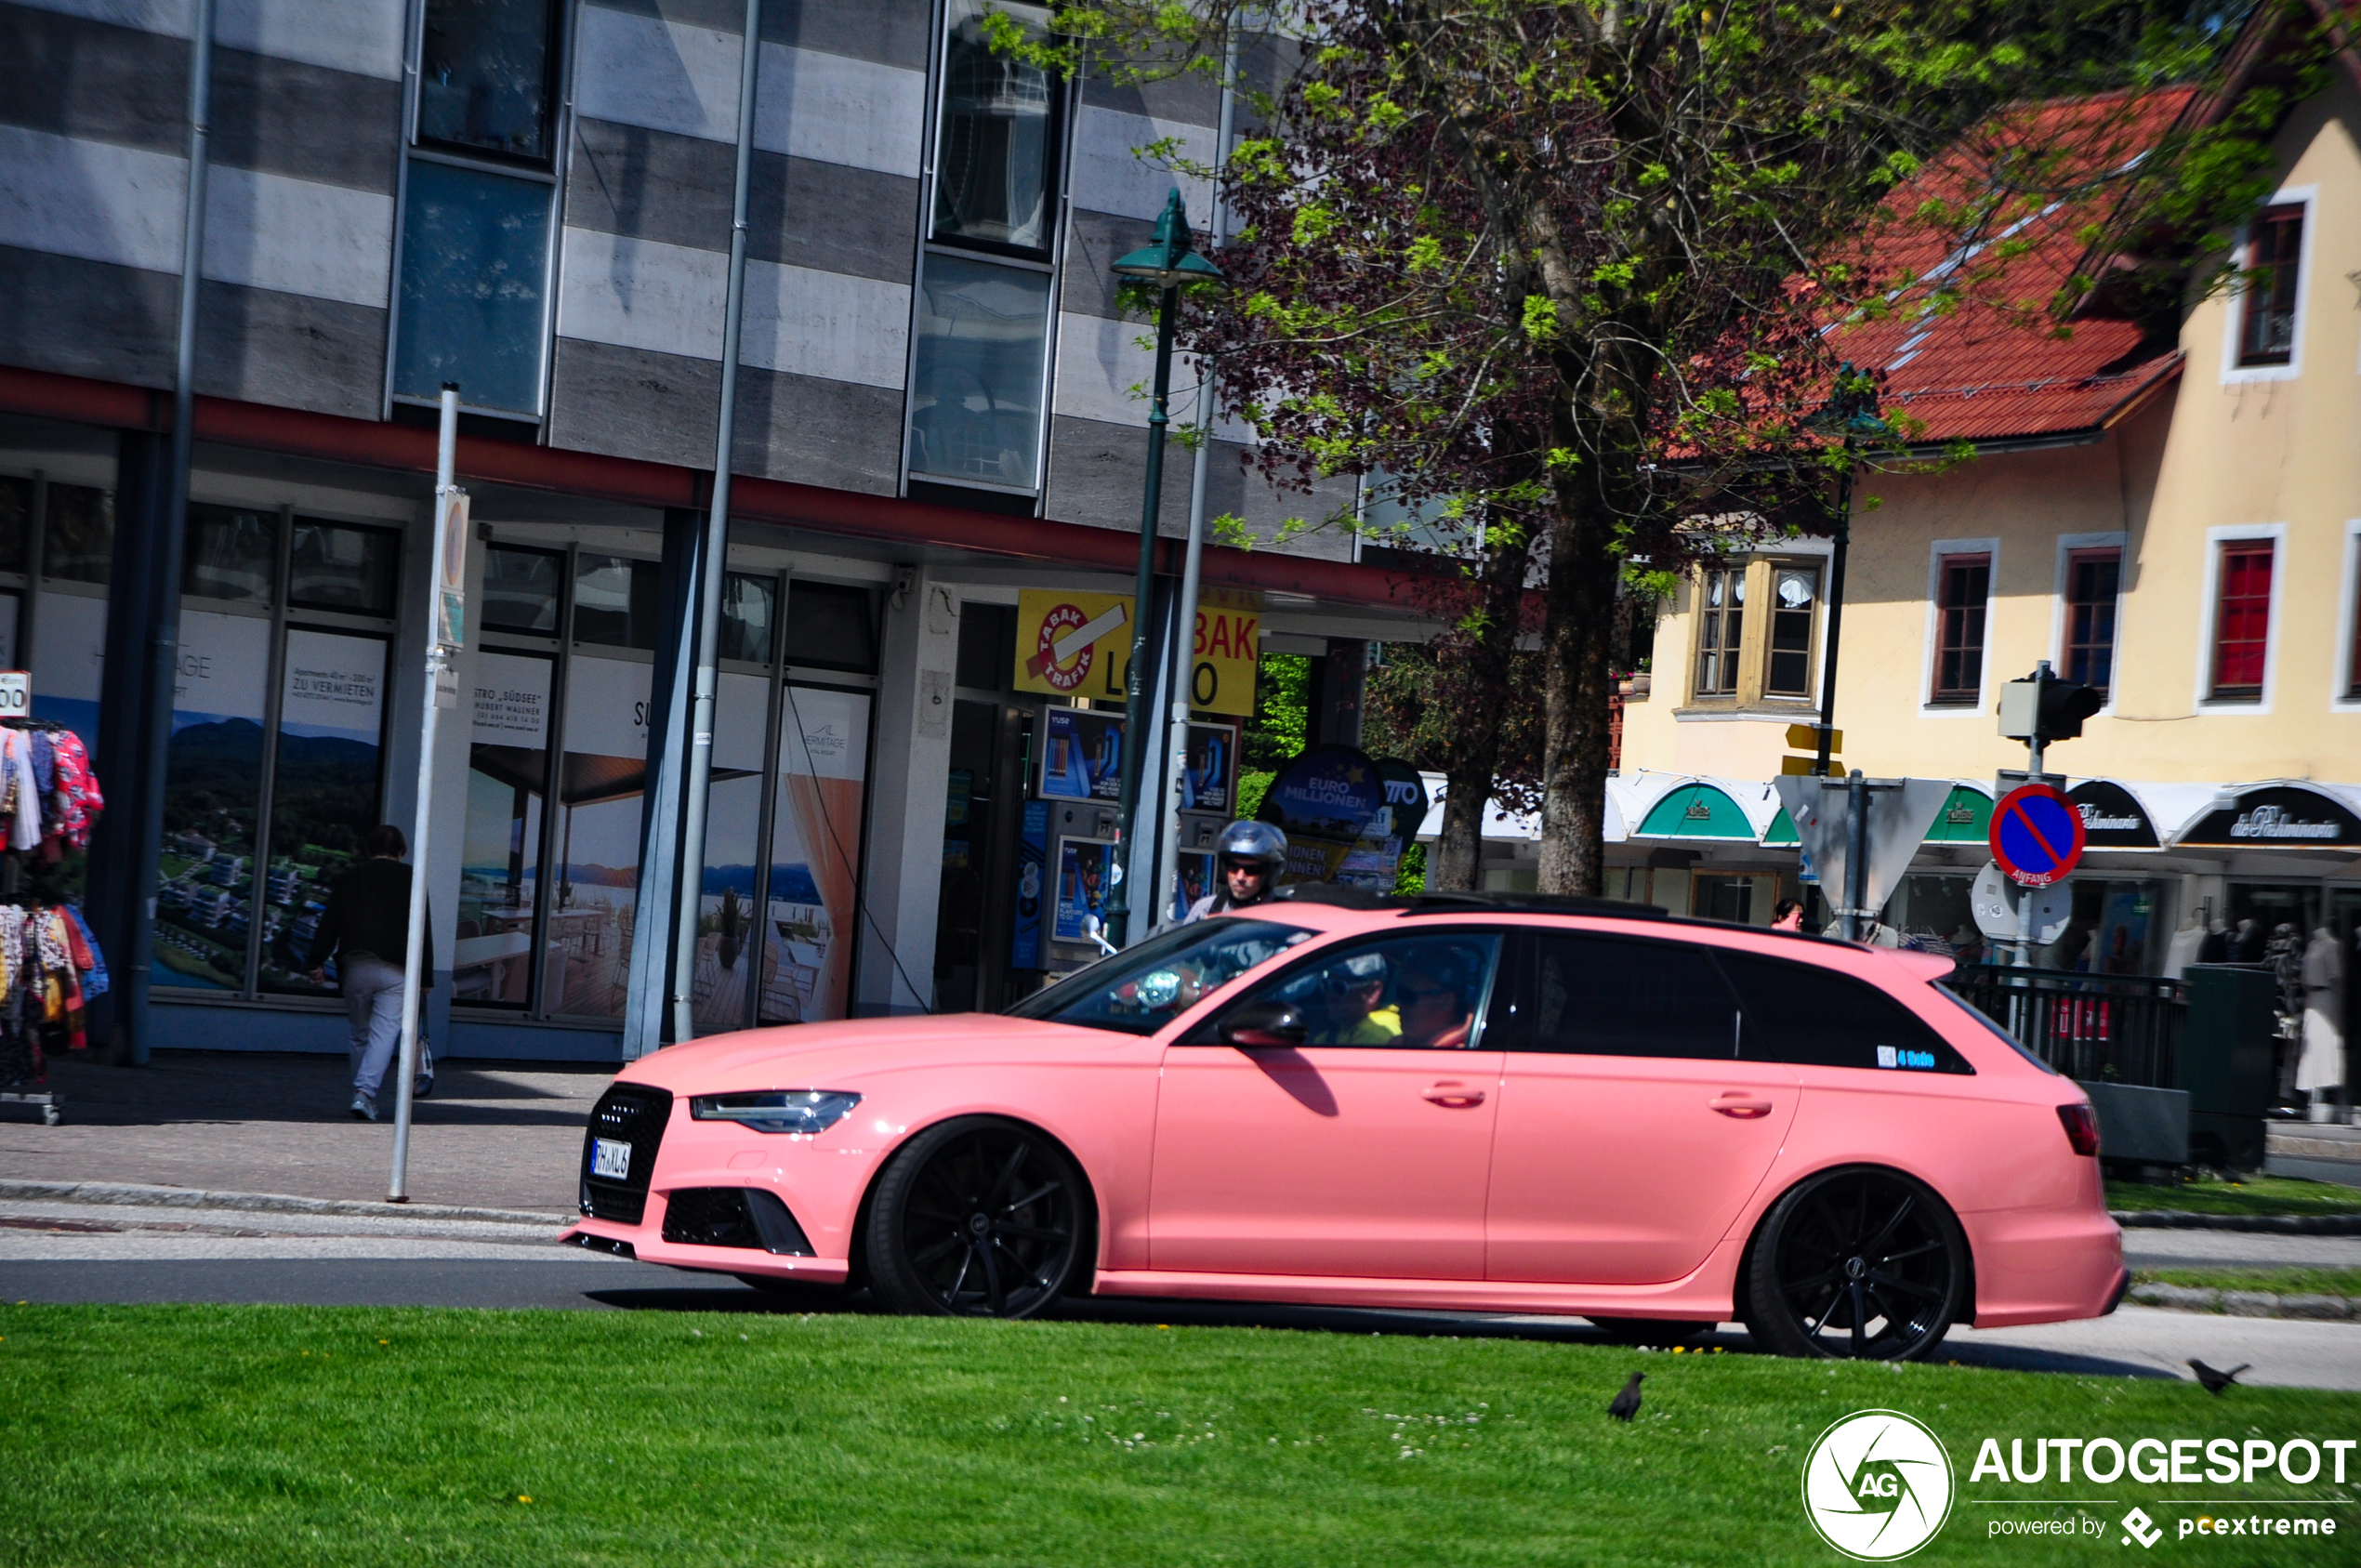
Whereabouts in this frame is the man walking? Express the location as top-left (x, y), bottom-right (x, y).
top-left (307, 824), bottom-right (432, 1121)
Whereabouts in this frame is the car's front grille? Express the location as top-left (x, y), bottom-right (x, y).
top-left (579, 1083), bottom-right (673, 1225)
top-left (659, 1187), bottom-right (813, 1255)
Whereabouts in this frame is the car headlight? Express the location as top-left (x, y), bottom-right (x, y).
top-left (689, 1090), bottom-right (862, 1135)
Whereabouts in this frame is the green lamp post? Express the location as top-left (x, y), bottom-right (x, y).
top-left (1103, 190), bottom-right (1225, 948)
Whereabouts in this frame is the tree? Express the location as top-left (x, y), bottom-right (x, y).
top-left (1033, 0), bottom-right (2296, 891)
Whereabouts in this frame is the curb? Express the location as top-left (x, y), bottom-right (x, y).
top-left (0, 1179), bottom-right (573, 1229)
top-left (2129, 1283), bottom-right (2361, 1321)
top-left (2111, 1209), bottom-right (2361, 1235)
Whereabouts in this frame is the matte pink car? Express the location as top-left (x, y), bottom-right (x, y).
top-left (561, 891), bottom-right (2125, 1360)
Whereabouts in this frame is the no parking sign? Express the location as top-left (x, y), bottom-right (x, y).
top-left (1989, 784), bottom-right (2085, 888)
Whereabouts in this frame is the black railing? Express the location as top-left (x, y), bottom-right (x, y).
top-left (1946, 965), bottom-right (2185, 1088)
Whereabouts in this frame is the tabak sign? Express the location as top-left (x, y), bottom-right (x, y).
top-left (2178, 785), bottom-right (2361, 848)
top-left (1010, 587), bottom-right (1260, 717)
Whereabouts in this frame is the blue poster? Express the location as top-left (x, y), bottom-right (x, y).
top-left (1010, 799), bottom-right (1048, 969)
top-left (1259, 744), bottom-right (1385, 844)
top-left (1039, 707), bottom-right (1125, 802)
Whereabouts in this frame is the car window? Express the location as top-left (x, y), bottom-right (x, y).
top-left (1206, 930), bottom-right (1503, 1049)
top-left (1716, 950), bottom-right (1972, 1074)
top-left (1005, 918), bottom-right (1312, 1036)
top-left (1488, 932), bottom-right (1741, 1058)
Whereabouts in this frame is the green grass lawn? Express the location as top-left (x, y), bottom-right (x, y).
top-left (2107, 1175), bottom-right (2361, 1216)
top-left (2133, 1266), bottom-right (2361, 1298)
top-left (3, 1304), bottom-right (2358, 1566)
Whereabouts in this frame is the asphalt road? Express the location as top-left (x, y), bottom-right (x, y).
top-left (7, 1227), bottom-right (2360, 1390)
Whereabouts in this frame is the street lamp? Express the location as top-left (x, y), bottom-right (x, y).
top-left (1805, 362), bottom-right (1889, 781)
top-left (1104, 189), bottom-right (1225, 948)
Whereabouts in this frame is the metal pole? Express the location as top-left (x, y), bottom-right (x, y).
top-left (2015, 726), bottom-right (2048, 968)
top-left (1844, 767), bottom-right (1867, 942)
top-left (389, 385), bottom-right (459, 1203)
top-left (1813, 457), bottom-right (1852, 778)
top-left (1106, 283), bottom-right (1180, 949)
top-left (122, 0), bottom-right (214, 1065)
top-left (1154, 33), bottom-right (1240, 927)
top-left (670, 0), bottom-right (764, 1040)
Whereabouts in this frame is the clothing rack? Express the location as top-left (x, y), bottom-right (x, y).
top-left (0, 710), bottom-right (109, 1125)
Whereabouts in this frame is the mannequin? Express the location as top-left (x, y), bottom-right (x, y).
top-left (2163, 909), bottom-right (2207, 980)
top-left (2298, 925), bottom-right (2345, 1122)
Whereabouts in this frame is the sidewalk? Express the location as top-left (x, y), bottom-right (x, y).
top-left (0, 1050), bottom-right (609, 1214)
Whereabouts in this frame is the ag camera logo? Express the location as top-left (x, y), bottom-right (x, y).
top-left (1802, 1410), bottom-right (1955, 1560)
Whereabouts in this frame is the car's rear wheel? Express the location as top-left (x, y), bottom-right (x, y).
top-left (1745, 1166), bottom-right (1967, 1362)
top-left (1585, 1316), bottom-right (1715, 1345)
top-left (865, 1116), bottom-right (1087, 1319)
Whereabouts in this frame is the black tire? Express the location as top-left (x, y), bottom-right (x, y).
top-left (1744, 1166), bottom-right (1968, 1362)
top-left (864, 1116), bottom-right (1089, 1319)
top-left (1586, 1316), bottom-right (1715, 1345)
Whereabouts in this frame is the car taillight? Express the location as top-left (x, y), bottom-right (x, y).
top-left (2057, 1102), bottom-right (2101, 1157)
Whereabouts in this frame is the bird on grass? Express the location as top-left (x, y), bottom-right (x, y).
top-left (1607, 1373), bottom-right (1644, 1421)
top-left (2187, 1359), bottom-right (2250, 1395)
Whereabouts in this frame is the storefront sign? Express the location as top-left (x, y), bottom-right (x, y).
top-left (1039, 707), bottom-right (1125, 802)
top-left (1182, 587), bottom-right (1259, 718)
top-left (1014, 589), bottom-right (1133, 702)
top-left (434, 486), bottom-right (468, 652)
top-left (0, 671), bottom-right (27, 718)
top-left (1259, 744), bottom-right (1385, 882)
top-left (2177, 784), bottom-right (2361, 848)
top-left (2065, 779), bottom-right (2158, 848)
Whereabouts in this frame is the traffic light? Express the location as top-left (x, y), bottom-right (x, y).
top-left (1998, 664), bottom-right (2104, 744)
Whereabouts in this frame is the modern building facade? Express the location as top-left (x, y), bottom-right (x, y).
top-left (0, 0), bottom-right (1420, 1061)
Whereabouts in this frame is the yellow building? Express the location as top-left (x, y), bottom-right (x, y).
top-left (1606, 13), bottom-right (2361, 971)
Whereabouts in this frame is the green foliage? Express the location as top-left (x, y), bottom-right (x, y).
top-left (1242, 652), bottom-right (1310, 772)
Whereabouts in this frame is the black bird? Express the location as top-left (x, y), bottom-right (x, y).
top-left (2188, 1359), bottom-right (2250, 1395)
top-left (1607, 1372), bottom-right (1644, 1421)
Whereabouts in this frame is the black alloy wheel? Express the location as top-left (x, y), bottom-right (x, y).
top-left (1745, 1166), bottom-right (1967, 1362)
top-left (866, 1116), bottom-right (1088, 1319)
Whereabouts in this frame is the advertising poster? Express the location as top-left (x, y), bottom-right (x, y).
top-left (1181, 721), bottom-right (1237, 815)
top-left (763, 686), bottom-right (871, 1024)
top-left (1038, 706), bottom-right (1125, 802)
top-left (1009, 797), bottom-right (1048, 970)
top-left (457, 650), bottom-right (553, 1006)
top-left (259, 630), bottom-right (388, 995)
top-left (154, 610), bottom-right (271, 990)
top-left (552, 654), bottom-right (653, 1020)
top-left (1012, 588), bottom-right (1134, 703)
top-left (1180, 586), bottom-right (1260, 717)
top-left (1051, 834), bottom-right (1117, 945)
top-left (1172, 848), bottom-right (1216, 923)
top-left (1257, 744), bottom-right (1385, 884)
top-left (1335, 758), bottom-right (1431, 891)
top-left (690, 672), bottom-right (770, 1034)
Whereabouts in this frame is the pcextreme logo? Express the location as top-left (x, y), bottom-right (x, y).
top-left (1802, 1410), bottom-right (1957, 1561)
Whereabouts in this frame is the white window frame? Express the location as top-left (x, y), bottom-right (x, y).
top-left (1919, 535), bottom-right (1998, 717)
top-left (2050, 530), bottom-right (2127, 713)
top-left (2333, 519), bottom-right (2361, 714)
top-left (2193, 521), bottom-right (2288, 714)
top-left (2219, 185), bottom-right (2315, 387)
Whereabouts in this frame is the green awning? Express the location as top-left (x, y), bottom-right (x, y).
top-left (1922, 784), bottom-right (1992, 842)
top-left (1764, 808), bottom-right (1798, 845)
top-left (1638, 783), bottom-right (1756, 840)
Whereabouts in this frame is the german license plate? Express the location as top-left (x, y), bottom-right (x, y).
top-left (590, 1138), bottom-right (631, 1181)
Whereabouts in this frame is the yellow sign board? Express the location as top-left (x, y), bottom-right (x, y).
top-left (1781, 754), bottom-right (1841, 776)
top-left (1012, 586), bottom-right (1260, 717)
top-left (1785, 723), bottom-right (1840, 752)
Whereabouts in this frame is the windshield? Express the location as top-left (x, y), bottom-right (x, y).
top-left (1006, 918), bottom-right (1313, 1035)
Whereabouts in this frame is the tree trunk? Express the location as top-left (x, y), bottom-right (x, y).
top-left (1427, 525), bottom-right (1533, 891)
top-left (1535, 456), bottom-right (1625, 897)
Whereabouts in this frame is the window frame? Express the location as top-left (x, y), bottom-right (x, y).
top-left (2191, 524), bottom-right (2285, 713)
top-left (2336, 520), bottom-right (2361, 713)
top-left (1926, 547), bottom-right (1994, 708)
top-left (1690, 560), bottom-right (1747, 701)
top-left (2221, 188), bottom-right (2314, 386)
top-left (926, 0), bottom-right (1068, 263)
top-left (1760, 560), bottom-right (1822, 702)
top-left (2051, 532), bottom-right (2124, 705)
top-left (1180, 927), bottom-right (1510, 1052)
top-left (413, 0), bottom-right (566, 170)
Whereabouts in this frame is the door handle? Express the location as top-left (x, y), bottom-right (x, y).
top-left (1423, 1081), bottom-right (1485, 1109)
top-left (1710, 1092), bottom-right (1774, 1119)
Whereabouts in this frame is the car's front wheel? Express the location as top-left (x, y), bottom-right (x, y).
top-left (865, 1116), bottom-right (1088, 1318)
top-left (1744, 1166), bottom-right (1968, 1361)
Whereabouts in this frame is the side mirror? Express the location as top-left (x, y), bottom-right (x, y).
top-left (1220, 1001), bottom-right (1307, 1048)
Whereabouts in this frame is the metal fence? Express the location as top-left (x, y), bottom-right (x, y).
top-left (1946, 965), bottom-right (2186, 1087)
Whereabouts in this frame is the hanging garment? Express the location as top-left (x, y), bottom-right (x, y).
top-left (47, 730), bottom-right (101, 849)
top-left (27, 731), bottom-right (54, 797)
top-left (2298, 929), bottom-right (2346, 1094)
top-left (0, 904), bottom-right (22, 1004)
top-left (63, 904), bottom-right (105, 999)
top-left (3, 730), bottom-right (40, 850)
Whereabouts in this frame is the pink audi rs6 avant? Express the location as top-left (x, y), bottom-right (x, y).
top-left (563, 891), bottom-right (2125, 1360)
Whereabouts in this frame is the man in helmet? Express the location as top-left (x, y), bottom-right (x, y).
top-left (1182, 820), bottom-right (1287, 922)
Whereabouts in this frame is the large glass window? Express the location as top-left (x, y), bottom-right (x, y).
top-left (1931, 553), bottom-right (1989, 704)
top-left (289, 521), bottom-right (401, 616)
top-left (456, 650), bottom-right (553, 1008)
top-left (1693, 564), bottom-right (1743, 697)
top-left (1764, 565), bottom-right (1817, 698)
top-left (183, 505), bottom-right (277, 604)
top-left (418, 0), bottom-right (560, 163)
top-left (549, 654), bottom-right (653, 1020)
top-left (258, 631), bottom-right (389, 995)
top-left (155, 610), bottom-right (272, 991)
top-left (2237, 204), bottom-right (2303, 368)
top-left (780, 580), bottom-right (877, 673)
top-left (2210, 541), bottom-right (2273, 700)
top-left (762, 685), bottom-right (873, 1024)
top-left (391, 158), bottom-right (554, 416)
top-left (573, 554), bottom-right (662, 650)
top-left (932, 0), bottom-right (1058, 252)
top-left (720, 573), bottom-right (776, 665)
top-left (907, 256), bottom-right (1053, 491)
top-left (481, 544), bottom-right (562, 634)
top-left (691, 673), bottom-right (771, 1034)
top-left (0, 476), bottom-right (27, 574)
top-left (42, 483), bottom-right (112, 585)
top-left (2064, 548), bottom-right (2119, 695)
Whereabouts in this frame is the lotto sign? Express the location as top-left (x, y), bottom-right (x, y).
top-left (1014, 589), bottom-right (1134, 702)
top-left (1989, 784), bottom-right (2086, 889)
top-left (0, 671), bottom-right (27, 718)
top-left (1184, 587), bottom-right (1260, 717)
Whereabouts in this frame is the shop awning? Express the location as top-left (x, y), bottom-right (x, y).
top-left (2065, 778), bottom-right (2160, 848)
top-left (2170, 781), bottom-right (2361, 850)
top-left (1921, 784), bottom-right (1993, 842)
top-left (1635, 780), bottom-right (1759, 840)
